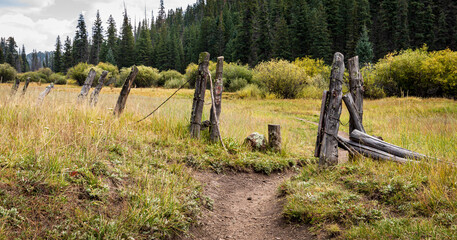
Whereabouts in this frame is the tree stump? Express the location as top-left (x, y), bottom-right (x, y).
top-left (210, 56), bottom-right (224, 142)
top-left (114, 66), bottom-right (139, 116)
top-left (190, 52), bottom-right (210, 139)
top-left (89, 71), bottom-right (108, 107)
top-left (268, 124), bottom-right (281, 152)
top-left (77, 68), bottom-right (96, 103)
top-left (37, 83), bottom-right (54, 105)
top-left (22, 77), bottom-right (31, 95)
top-left (319, 52), bottom-right (345, 167)
top-left (347, 56), bottom-right (364, 133)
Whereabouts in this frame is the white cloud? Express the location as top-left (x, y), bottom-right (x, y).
top-left (0, 0), bottom-right (197, 52)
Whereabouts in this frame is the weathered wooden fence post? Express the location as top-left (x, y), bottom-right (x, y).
top-left (22, 77), bottom-right (31, 95)
top-left (190, 52), bottom-right (210, 139)
top-left (315, 90), bottom-right (329, 157)
top-left (268, 124), bottom-right (281, 152)
top-left (37, 83), bottom-right (54, 105)
top-left (347, 56), bottom-right (364, 133)
top-left (89, 71), bottom-right (108, 107)
top-left (319, 52), bottom-right (345, 167)
top-left (342, 94), bottom-right (365, 132)
top-left (77, 68), bottom-right (96, 103)
top-left (114, 66), bottom-right (139, 116)
top-left (10, 77), bottom-right (20, 96)
top-left (210, 56), bottom-right (224, 142)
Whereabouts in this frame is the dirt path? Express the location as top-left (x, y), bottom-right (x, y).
top-left (179, 171), bottom-right (314, 240)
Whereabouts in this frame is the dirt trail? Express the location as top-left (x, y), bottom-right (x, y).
top-left (179, 171), bottom-right (314, 240)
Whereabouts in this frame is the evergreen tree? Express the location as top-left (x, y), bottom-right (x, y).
top-left (73, 14), bottom-right (89, 63)
top-left (233, 0), bottom-right (255, 66)
top-left (118, 9), bottom-right (136, 68)
top-left (408, 0), bottom-right (434, 48)
top-left (100, 15), bottom-right (118, 63)
top-left (6, 37), bottom-right (18, 68)
top-left (395, 0), bottom-right (410, 50)
top-left (89, 10), bottom-right (103, 64)
top-left (255, 0), bottom-right (272, 63)
top-left (434, 10), bottom-right (448, 50)
top-left (308, 3), bottom-right (332, 63)
top-left (272, 16), bottom-right (292, 60)
top-left (290, 0), bottom-right (309, 58)
top-left (21, 45), bottom-right (29, 72)
top-left (106, 48), bottom-right (116, 65)
top-left (0, 46), bottom-right (4, 64)
top-left (135, 20), bottom-right (153, 66)
top-left (355, 25), bottom-right (374, 65)
top-left (157, 0), bottom-right (166, 27)
top-left (63, 36), bottom-right (73, 72)
top-left (54, 36), bottom-right (63, 73)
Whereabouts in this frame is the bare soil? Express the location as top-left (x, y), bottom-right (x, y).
top-left (178, 171), bottom-right (314, 240)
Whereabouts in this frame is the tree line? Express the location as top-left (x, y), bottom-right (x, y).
top-left (1, 0), bottom-right (456, 74)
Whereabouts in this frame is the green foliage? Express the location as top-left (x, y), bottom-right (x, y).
top-left (364, 47), bottom-right (457, 97)
top-left (184, 63), bottom-right (198, 89)
top-left (221, 62), bottom-right (253, 91)
top-left (228, 78), bottom-right (248, 92)
top-left (236, 84), bottom-right (263, 99)
top-left (253, 59), bottom-right (310, 99)
top-left (66, 62), bottom-right (93, 86)
top-left (159, 70), bottom-right (184, 87)
top-left (164, 77), bottom-right (188, 89)
top-left (120, 66), bottom-right (160, 88)
top-left (96, 62), bottom-right (119, 81)
top-left (355, 25), bottom-right (374, 65)
top-left (18, 72), bottom-right (40, 83)
top-left (0, 63), bottom-right (17, 82)
top-left (49, 73), bottom-right (67, 85)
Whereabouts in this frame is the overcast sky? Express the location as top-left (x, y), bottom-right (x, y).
top-left (0, 0), bottom-right (197, 52)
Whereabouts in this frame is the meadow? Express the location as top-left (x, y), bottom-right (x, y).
top-left (0, 83), bottom-right (456, 239)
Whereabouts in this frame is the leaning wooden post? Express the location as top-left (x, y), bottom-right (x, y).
top-left (77, 68), bottom-right (97, 103)
top-left (315, 90), bottom-right (329, 157)
top-left (22, 77), bottom-right (31, 95)
top-left (319, 52), bottom-right (345, 167)
top-left (10, 77), bottom-right (20, 96)
top-left (347, 56), bottom-right (364, 133)
top-left (268, 124), bottom-right (281, 152)
top-left (190, 52), bottom-right (210, 139)
top-left (210, 56), bottom-right (224, 142)
top-left (37, 83), bottom-right (54, 105)
top-left (342, 94), bottom-right (365, 132)
top-left (89, 71), bottom-right (108, 107)
top-left (114, 66), bottom-right (139, 116)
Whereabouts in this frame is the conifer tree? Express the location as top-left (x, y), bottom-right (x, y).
top-left (100, 15), bottom-right (118, 63)
top-left (135, 20), bottom-right (153, 66)
top-left (118, 9), bottom-right (135, 68)
top-left (408, 0), bottom-right (434, 48)
top-left (6, 37), bottom-right (18, 68)
top-left (0, 47), bottom-right (4, 64)
top-left (395, 0), bottom-right (410, 50)
top-left (63, 36), bottom-right (73, 72)
top-left (106, 48), bottom-right (116, 65)
top-left (89, 10), bottom-right (103, 64)
top-left (73, 14), bottom-right (89, 63)
top-left (255, 0), bottom-right (272, 63)
top-left (355, 25), bottom-right (374, 65)
top-left (290, 0), bottom-right (309, 58)
top-left (272, 16), bottom-right (292, 60)
top-left (308, 3), bottom-right (332, 63)
top-left (21, 45), bottom-right (29, 72)
top-left (54, 36), bottom-right (62, 73)
top-left (233, 0), bottom-right (255, 66)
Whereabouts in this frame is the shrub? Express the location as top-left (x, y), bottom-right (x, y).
top-left (49, 73), bottom-right (67, 85)
top-left (229, 77), bottom-right (248, 92)
top-left (96, 62), bottom-right (119, 82)
top-left (221, 63), bottom-right (253, 91)
top-left (253, 59), bottom-right (311, 99)
top-left (361, 64), bottom-right (386, 99)
top-left (164, 77), bottom-right (188, 89)
top-left (67, 62), bottom-right (94, 86)
top-left (0, 63), bottom-right (17, 82)
top-left (236, 84), bottom-right (263, 99)
top-left (159, 70), bottom-right (183, 87)
top-left (184, 63), bottom-right (199, 88)
top-left (37, 68), bottom-right (53, 81)
top-left (18, 72), bottom-right (41, 83)
top-left (119, 66), bottom-right (160, 88)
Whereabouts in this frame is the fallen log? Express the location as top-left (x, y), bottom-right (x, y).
top-left (342, 94), bottom-right (365, 133)
top-left (337, 136), bottom-right (413, 164)
top-left (350, 129), bottom-right (426, 160)
top-left (89, 71), bottom-right (108, 107)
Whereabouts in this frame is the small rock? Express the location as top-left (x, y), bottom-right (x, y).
top-left (244, 132), bottom-right (267, 151)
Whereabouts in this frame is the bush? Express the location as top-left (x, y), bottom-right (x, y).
top-left (221, 63), bottom-right (253, 91)
top-left (229, 77), bottom-right (248, 91)
top-left (37, 68), bottom-right (53, 82)
top-left (67, 62), bottom-right (94, 86)
top-left (236, 84), bottom-right (263, 99)
top-left (184, 63), bottom-right (199, 88)
top-left (253, 59), bottom-right (311, 99)
top-left (18, 72), bottom-right (41, 83)
top-left (159, 70), bottom-right (184, 87)
top-left (49, 73), bottom-right (67, 85)
top-left (361, 64), bottom-right (386, 99)
top-left (119, 66), bottom-right (160, 88)
top-left (164, 77), bottom-right (188, 89)
top-left (0, 63), bottom-right (17, 82)
top-left (96, 62), bottom-right (119, 82)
